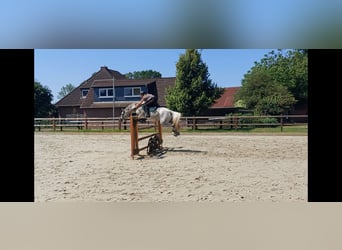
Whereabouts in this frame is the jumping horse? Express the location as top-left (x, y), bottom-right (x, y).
top-left (121, 103), bottom-right (181, 136)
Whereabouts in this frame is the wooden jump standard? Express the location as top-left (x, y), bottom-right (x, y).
top-left (130, 113), bottom-right (163, 159)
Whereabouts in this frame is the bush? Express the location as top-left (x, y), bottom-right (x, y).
top-left (226, 114), bottom-right (279, 128)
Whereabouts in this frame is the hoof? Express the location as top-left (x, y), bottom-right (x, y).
top-left (172, 131), bottom-right (180, 137)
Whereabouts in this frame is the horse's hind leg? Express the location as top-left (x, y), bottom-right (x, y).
top-left (172, 126), bottom-right (180, 136)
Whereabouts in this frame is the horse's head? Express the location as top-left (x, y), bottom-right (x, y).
top-left (120, 103), bottom-right (137, 120)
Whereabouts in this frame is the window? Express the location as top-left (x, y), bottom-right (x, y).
top-left (81, 89), bottom-right (89, 98)
top-left (99, 88), bottom-right (114, 98)
top-left (124, 87), bottom-right (141, 97)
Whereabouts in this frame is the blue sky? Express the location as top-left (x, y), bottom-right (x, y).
top-left (1, 1), bottom-right (341, 48)
top-left (34, 49), bottom-right (273, 103)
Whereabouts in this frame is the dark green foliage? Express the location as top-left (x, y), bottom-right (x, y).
top-left (125, 70), bottom-right (162, 79)
top-left (235, 49), bottom-right (307, 115)
top-left (34, 81), bottom-right (57, 117)
top-left (166, 49), bottom-right (223, 116)
top-left (226, 113), bottom-right (279, 128)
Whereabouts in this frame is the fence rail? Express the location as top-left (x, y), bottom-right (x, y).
top-left (182, 115), bottom-right (308, 131)
top-left (34, 114), bottom-right (308, 132)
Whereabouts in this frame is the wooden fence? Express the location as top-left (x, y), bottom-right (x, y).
top-left (34, 117), bottom-right (124, 131)
top-left (182, 115), bottom-right (308, 132)
top-left (34, 114), bottom-right (308, 132)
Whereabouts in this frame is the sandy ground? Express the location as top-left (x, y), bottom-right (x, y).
top-left (34, 132), bottom-right (307, 202)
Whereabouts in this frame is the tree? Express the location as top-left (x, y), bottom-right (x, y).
top-left (57, 83), bottom-right (75, 100)
top-left (125, 70), bottom-right (162, 79)
top-left (252, 49), bottom-right (308, 101)
top-left (166, 49), bottom-right (223, 116)
top-left (236, 69), bottom-right (296, 115)
top-left (234, 49), bottom-right (307, 115)
top-left (34, 81), bottom-right (57, 117)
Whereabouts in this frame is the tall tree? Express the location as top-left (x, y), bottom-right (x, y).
top-left (236, 69), bottom-right (296, 115)
top-left (125, 70), bottom-right (162, 79)
top-left (34, 81), bottom-right (57, 117)
top-left (166, 49), bottom-right (223, 116)
top-left (234, 49), bottom-right (307, 115)
top-left (57, 83), bottom-right (75, 100)
top-left (252, 49), bottom-right (308, 101)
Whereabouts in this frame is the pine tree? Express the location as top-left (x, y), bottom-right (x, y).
top-left (166, 49), bottom-right (223, 116)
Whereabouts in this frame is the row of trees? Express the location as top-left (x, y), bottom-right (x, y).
top-left (35, 49), bottom-right (307, 118)
top-left (34, 82), bottom-right (76, 117)
top-left (166, 49), bottom-right (307, 116)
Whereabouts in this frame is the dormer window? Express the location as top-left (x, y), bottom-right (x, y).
top-left (99, 88), bottom-right (114, 98)
top-left (81, 89), bottom-right (89, 98)
top-left (124, 87), bottom-right (141, 97)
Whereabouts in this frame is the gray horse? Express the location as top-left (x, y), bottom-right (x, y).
top-left (121, 103), bottom-right (181, 136)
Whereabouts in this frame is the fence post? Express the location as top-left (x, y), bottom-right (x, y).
top-left (280, 115), bottom-right (283, 132)
top-left (53, 118), bottom-right (56, 131)
top-left (37, 120), bottom-right (41, 131)
top-left (234, 115), bottom-right (238, 129)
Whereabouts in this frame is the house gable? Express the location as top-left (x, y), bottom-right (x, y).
top-left (55, 66), bottom-right (126, 107)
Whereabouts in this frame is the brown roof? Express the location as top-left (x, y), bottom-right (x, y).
top-left (56, 64), bottom-right (177, 110)
top-left (211, 87), bottom-right (240, 108)
top-left (91, 79), bottom-right (156, 88)
top-left (55, 66), bottom-right (126, 106)
top-left (80, 87), bottom-right (95, 108)
top-left (79, 66), bottom-right (126, 89)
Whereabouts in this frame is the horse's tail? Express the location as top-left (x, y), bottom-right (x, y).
top-left (172, 111), bottom-right (181, 131)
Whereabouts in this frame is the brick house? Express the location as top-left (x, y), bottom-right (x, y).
top-left (55, 66), bottom-right (176, 118)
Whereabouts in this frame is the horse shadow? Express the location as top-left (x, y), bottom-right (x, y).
top-left (135, 146), bottom-right (206, 160)
top-left (163, 146), bottom-right (206, 154)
